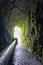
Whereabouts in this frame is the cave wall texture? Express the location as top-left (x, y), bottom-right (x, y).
top-left (0, 0), bottom-right (43, 62)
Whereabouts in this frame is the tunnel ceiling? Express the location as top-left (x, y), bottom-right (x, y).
top-left (0, 0), bottom-right (37, 15)
top-left (0, 0), bottom-right (42, 19)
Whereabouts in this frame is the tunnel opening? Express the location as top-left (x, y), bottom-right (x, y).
top-left (14, 26), bottom-right (21, 43)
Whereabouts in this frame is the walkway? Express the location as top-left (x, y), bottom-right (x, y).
top-left (12, 43), bottom-right (42, 65)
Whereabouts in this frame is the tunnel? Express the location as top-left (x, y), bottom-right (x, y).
top-left (0, 0), bottom-right (43, 65)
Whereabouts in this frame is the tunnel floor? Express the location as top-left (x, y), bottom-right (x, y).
top-left (8, 43), bottom-right (42, 65)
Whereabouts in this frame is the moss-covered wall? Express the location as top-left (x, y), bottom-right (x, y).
top-left (9, 8), bottom-right (30, 48)
top-left (29, 1), bottom-right (43, 61)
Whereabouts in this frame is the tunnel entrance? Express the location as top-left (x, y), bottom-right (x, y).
top-left (14, 26), bottom-right (21, 43)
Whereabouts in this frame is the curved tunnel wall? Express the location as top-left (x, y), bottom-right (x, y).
top-left (0, 0), bottom-right (43, 62)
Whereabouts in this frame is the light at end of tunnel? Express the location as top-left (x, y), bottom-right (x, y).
top-left (14, 26), bottom-right (21, 43)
